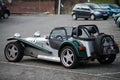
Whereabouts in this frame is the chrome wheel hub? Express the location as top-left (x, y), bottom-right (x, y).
top-left (6, 44), bottom-right (18, 60)
top-left (61, 48), bottom-right (74, 67)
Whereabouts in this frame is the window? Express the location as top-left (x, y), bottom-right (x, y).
top-left (50, 29), bottom-right (67, 41)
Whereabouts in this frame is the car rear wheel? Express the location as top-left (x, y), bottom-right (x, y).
top-left (3, 12), bottom-right (9, 19)
top-left (90, 14), bottom-right (96, 20)
top-left (72, 14), bottom-right (77, 20)
top-left (4, 41), bottom-right (24, 62)
top-left (60, 46), bottom-right (78, 68)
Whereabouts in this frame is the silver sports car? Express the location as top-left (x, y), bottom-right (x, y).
top-left (4, 25), bottom-right (119, 68)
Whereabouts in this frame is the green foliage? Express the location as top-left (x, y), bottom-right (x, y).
top-left (91, 0), bottom-right (114, 4)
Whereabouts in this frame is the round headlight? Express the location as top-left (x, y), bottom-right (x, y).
top-left (14, 33), bottom-right (21, 38)
top-left (34, 31), bottom-right (41, 37)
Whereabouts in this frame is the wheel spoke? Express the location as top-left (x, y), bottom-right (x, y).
top-left (8, 45), bottom-right (18, 58)
top-left (63, 49), bottom-right (74, 65)
top-left (102, 37), bottom-right (115, 54)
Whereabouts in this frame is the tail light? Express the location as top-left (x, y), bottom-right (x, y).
top-left (114, 44), bottom-right (119, 48)
top-left (99, 32), bottom-right (104, 35)
top-left (79, 46), bottom-right (86, 51)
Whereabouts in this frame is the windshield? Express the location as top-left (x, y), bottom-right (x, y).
top-left (110, 4), bottom-right (120, 9)
top-left (65, 27), bottom-right (73, 37)
top-left (99, 5), bottom-right (109, 9)
top-left (88, 4), bottom-right (100, 9)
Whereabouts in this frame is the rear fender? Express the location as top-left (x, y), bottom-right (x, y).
top-left (58, 40), bottom-right (87, 57)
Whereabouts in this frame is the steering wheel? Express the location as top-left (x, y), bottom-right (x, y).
top-left (56, 35), bottom-right (63, 41)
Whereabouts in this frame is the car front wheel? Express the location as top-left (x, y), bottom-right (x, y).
top-left (90, 14), bottom-right (96, 20)
top-left (60, 46), bottom-right (78, 68)
top-left (72, 14), bottom-right (77, 20)
top-left (4, 41), bottom-right (24, 62)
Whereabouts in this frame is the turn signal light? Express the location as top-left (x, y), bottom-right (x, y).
top-left (99, 32), bottom-right (104, 35)
top-left (79, 46), bottom-right (86, 51)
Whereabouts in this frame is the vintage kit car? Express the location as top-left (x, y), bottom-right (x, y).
top-left (4, 25), bottom-right (119, 68)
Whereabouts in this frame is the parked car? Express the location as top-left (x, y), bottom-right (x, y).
top-left (116, 17), bottom-right (120, 27)
top-left (99, 4), bottom-right (120, 17)
top-left (114, 13), bottom-right (120, 22)
top-left (0, 2), bottom-right (10, 19)
top-left (114, 13), bottom-right (120, 27)
top-left (4, 25), bottom-right (119, 68)
top-left (72, 3), bottom-right (109, 20)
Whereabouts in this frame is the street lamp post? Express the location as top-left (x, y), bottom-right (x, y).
top-left (88, 0), bottom-right (90, 2)
top-left (58, 0), bottom-right (61, 15)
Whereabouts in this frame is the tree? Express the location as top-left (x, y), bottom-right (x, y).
top-left (115, 0), bottom-right (120, 5)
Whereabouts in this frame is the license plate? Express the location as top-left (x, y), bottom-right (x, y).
top-left (103, 14), bottom-right (108, 16)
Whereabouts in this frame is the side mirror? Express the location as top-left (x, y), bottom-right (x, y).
top-left (34, 31), bottom-right (41, 37)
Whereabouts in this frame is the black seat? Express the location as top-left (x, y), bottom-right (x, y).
top-left (87, 26), bottom-right (97, 34)
top-left (72, 28), bottom-right (82, 37)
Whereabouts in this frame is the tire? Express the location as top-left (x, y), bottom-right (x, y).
top-left (90, 14), bottom-right (96, 20)
top-left (84, 18), bottom-right (88, 20)
top-left (117, 21), bottom-right (120, 28)
top-left (118, 22), bottom-right (120, 28)
top-left (4, 41), bottom-right (24, 62)
top-left (97, 54), bottom-right (116, 64)
top-left (3, 13), bottom-right (9, 19)
top-left (103, 17), bottom-right (108, 20)
top-left (112, 13), bottom-right (115, 17)
top-left (96, 34), bottom-right (117, 64)
top-left (60, 46), bottom-right (79, 68)
top-left (72, 14), bottom-right (77, 20)
top-left (95, 34), bottom-right (116, 55)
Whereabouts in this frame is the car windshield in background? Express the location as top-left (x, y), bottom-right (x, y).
top-left (110, 4), bottom-right (120, 9)
top-left (99, 5), bottom-right (109, 9)
top-left (88, 4), bottom-right (100, 9)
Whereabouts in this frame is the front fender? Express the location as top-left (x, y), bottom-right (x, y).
top-left (7, 37), bottom-right (52, 54)
top-left (58, 40), bottom-right (87, 58)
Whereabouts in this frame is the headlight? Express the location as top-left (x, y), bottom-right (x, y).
top-left (14, 33), bottom-right (21, 38)
top-left (34, 31), bottom-right (41, 37)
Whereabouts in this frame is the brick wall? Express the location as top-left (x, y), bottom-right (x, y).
top-left (6, 1), bottom-right (55, 14)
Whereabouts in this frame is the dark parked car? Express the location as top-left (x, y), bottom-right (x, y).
top-left (114, 13), bottom-right (120, 27)
top-left (99, 4), bottom-right (120, 17)
top-left (0, 1), bottom-right (10, 19)
top-left (114, 13), bottom-right (120, 22)
top-left (72, 3), bottom-right (109, 20)
top-left (116, 17), bottom-right (120, 27)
